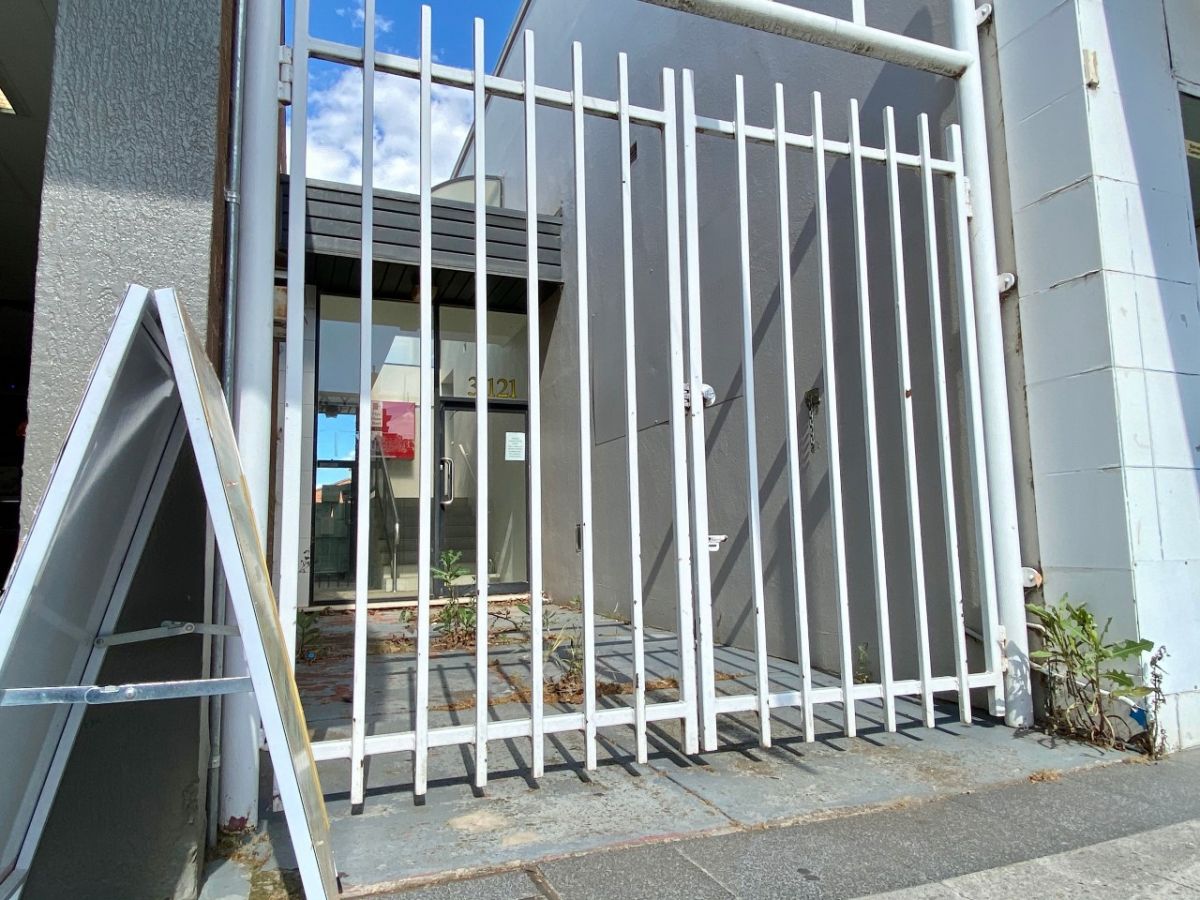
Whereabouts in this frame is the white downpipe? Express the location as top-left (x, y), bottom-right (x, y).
top-left (635, 0), bottom-right (971, 76)
top-left (219, 0), bottom-right (282, 830)
top-left (950, 0), bottom-right (1032, 727)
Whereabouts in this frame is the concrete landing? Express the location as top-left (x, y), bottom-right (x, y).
top-left (203, 606), bottom-right (1134, 897)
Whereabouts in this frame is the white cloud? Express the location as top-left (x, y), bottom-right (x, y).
top-left (290, 68), bottom-right (473, 194)
top-left (337, 0), bottom-right (394, 34)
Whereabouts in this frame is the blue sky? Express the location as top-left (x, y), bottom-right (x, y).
top-left (286, 1), bottom-right (523, 192)
top-left (300, 1), bottom-right (523, 69)
top-left (296, 2), bottom-right (523, 485)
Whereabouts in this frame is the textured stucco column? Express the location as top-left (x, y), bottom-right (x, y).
top-left (21, 0), bottom-right (223, 527)
top-left (19, 0), bottom-right (227, 896)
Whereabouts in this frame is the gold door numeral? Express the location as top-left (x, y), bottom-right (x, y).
top-left (466, 376), bottom-right (518, 400)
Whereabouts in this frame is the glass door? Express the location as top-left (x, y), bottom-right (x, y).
top-left (437, 404), bottom-right (529, 593)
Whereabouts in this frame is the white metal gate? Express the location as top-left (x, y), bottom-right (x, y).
top-left (276, 0), bottom-right (1022, 805)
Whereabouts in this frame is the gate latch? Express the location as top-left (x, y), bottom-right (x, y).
top-left (683, 382), bottom-right (717, 411)
top-left (707, 534), bottom-right (728, 552)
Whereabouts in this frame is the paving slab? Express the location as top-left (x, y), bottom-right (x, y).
top-left (538, 843), bottom-right (732, 900)
top-left (870, 818), bottom-right (1200, 899)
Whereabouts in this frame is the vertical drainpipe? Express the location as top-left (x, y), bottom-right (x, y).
top-left (950, 0), bottom-right (1033, 727)
top-left (209, 0), bottom-right (247, 846)
top-left (218, 0), bottom-right (284, 831)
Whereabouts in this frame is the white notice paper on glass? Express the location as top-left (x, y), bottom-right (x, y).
top-left (505, 431), bottom-right (526, 462)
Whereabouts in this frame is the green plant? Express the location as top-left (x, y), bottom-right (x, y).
top-left (1027, 597), bottom-right (1156, 749)
top-left (853, 642), bottom-right (872, 685)
top-left (1143, 645), bottom-right (1169, 759)
top-left (436, 594), bottom-right (477, 639)
top-left (295, 610), bottom-right (322, 663)
top-left (432, 549), bottom-right (476, 641)
top-left (493, 597), bottom-right (584, 679)
top-left (432, 549), bottom-right (470, 600)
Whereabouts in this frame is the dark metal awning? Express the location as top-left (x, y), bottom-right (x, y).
top-left (278, 176), bottom-right (563, 310)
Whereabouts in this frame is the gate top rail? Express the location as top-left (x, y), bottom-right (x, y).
top-left (304, 35), bottom-right (963, 177)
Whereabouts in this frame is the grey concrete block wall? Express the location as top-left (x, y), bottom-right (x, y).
top-left (468, 0), bottom-right (993, 686)
top-left (17, 0), bottom-right (228, 896)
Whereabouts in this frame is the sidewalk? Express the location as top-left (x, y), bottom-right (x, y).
top-left (376, 748), bottom-right (1200, 899)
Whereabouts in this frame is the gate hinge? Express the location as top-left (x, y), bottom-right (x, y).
top-left (975, 3), bottom-right (993, 27)
top-left (278, 45), bottom-right (294, 106)
top-left (963, 176), bottom-right (974, 219)
top-left (998, 625), bottom-right (1009, 673)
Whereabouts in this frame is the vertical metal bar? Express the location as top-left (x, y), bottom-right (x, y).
top-left (950, 0), bottom-right (1031, 724)
top-left (849, 98), bottom-right (895, 733)
top-left (812, 92), bottom-right (854, 741)
top-left (572, 41), bottom-right (598, 771)
top-left (280, 0), bottom-right (311, 673)
top-left (617, 53), bottom-right (649, 765)
top-left (524, 29), bottom-right (546, 778)
top-left (851, 0), bottom-right (866, 25)
top-left (681, 68), bottom-right (718, 752)
top-left (774, 85), bottom-right (813, 743)
top-left (473, 16), bottom-right (490, 789)
top-left (733, 75), bottom-right (771, 748)
top-left (350, 0), bottom-right (376, 807)
top-left (883, 107), bottom-right (934, 728)
top-left (919, 114), bottom-right (971, 722)
top-left (947, 124), bottom-right (1001, 697)
top-left (661, 67), bottom-right (700, 756)
top-left (414, 3), bottom-right (434, 797)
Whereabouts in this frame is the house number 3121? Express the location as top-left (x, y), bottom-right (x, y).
top-left (466, 376), bottom-right (518, 399)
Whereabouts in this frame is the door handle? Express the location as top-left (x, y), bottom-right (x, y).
top-left (440, 456), bottom-right (454, 507)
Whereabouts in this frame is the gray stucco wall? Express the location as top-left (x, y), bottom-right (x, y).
top-left (22, 0), bottom-right (224, 532)
top-left (471, 0), bottom-right (994, 689)
top-left (18, 0), bottom-right (227, 896)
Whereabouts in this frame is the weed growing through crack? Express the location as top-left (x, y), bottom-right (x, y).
top-left (1027, 596), bottom-right (1165, 756)
top-left (432, 549), bottom-right (476, 644)
top-left (295, 610), bottom-right (322, 663)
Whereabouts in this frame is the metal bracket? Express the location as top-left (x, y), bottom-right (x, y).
top-left (0, 677), bottom-right (253, 707)
top-left (94, 620), bottom-right (240, 648)
top-left (278, 45), bottom-right (294, 106)
top-left (683, 382), bottom-right (717, 411)
top-left (997, 625), bottom-right (1009, 673)
top-left (963, 176), bottom-right (974, 219)
top-left (975, 3), bottom-right (993, 26)
top-left (998, 272), bottom-right (1017, 295)
top-left (707, 534), bottom-right (728, 552)
top-left (1022, 566), bottom-right (1043, 589)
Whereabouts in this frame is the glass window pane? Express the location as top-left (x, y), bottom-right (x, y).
top-left (437, 306), bottom-right (529, 400)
